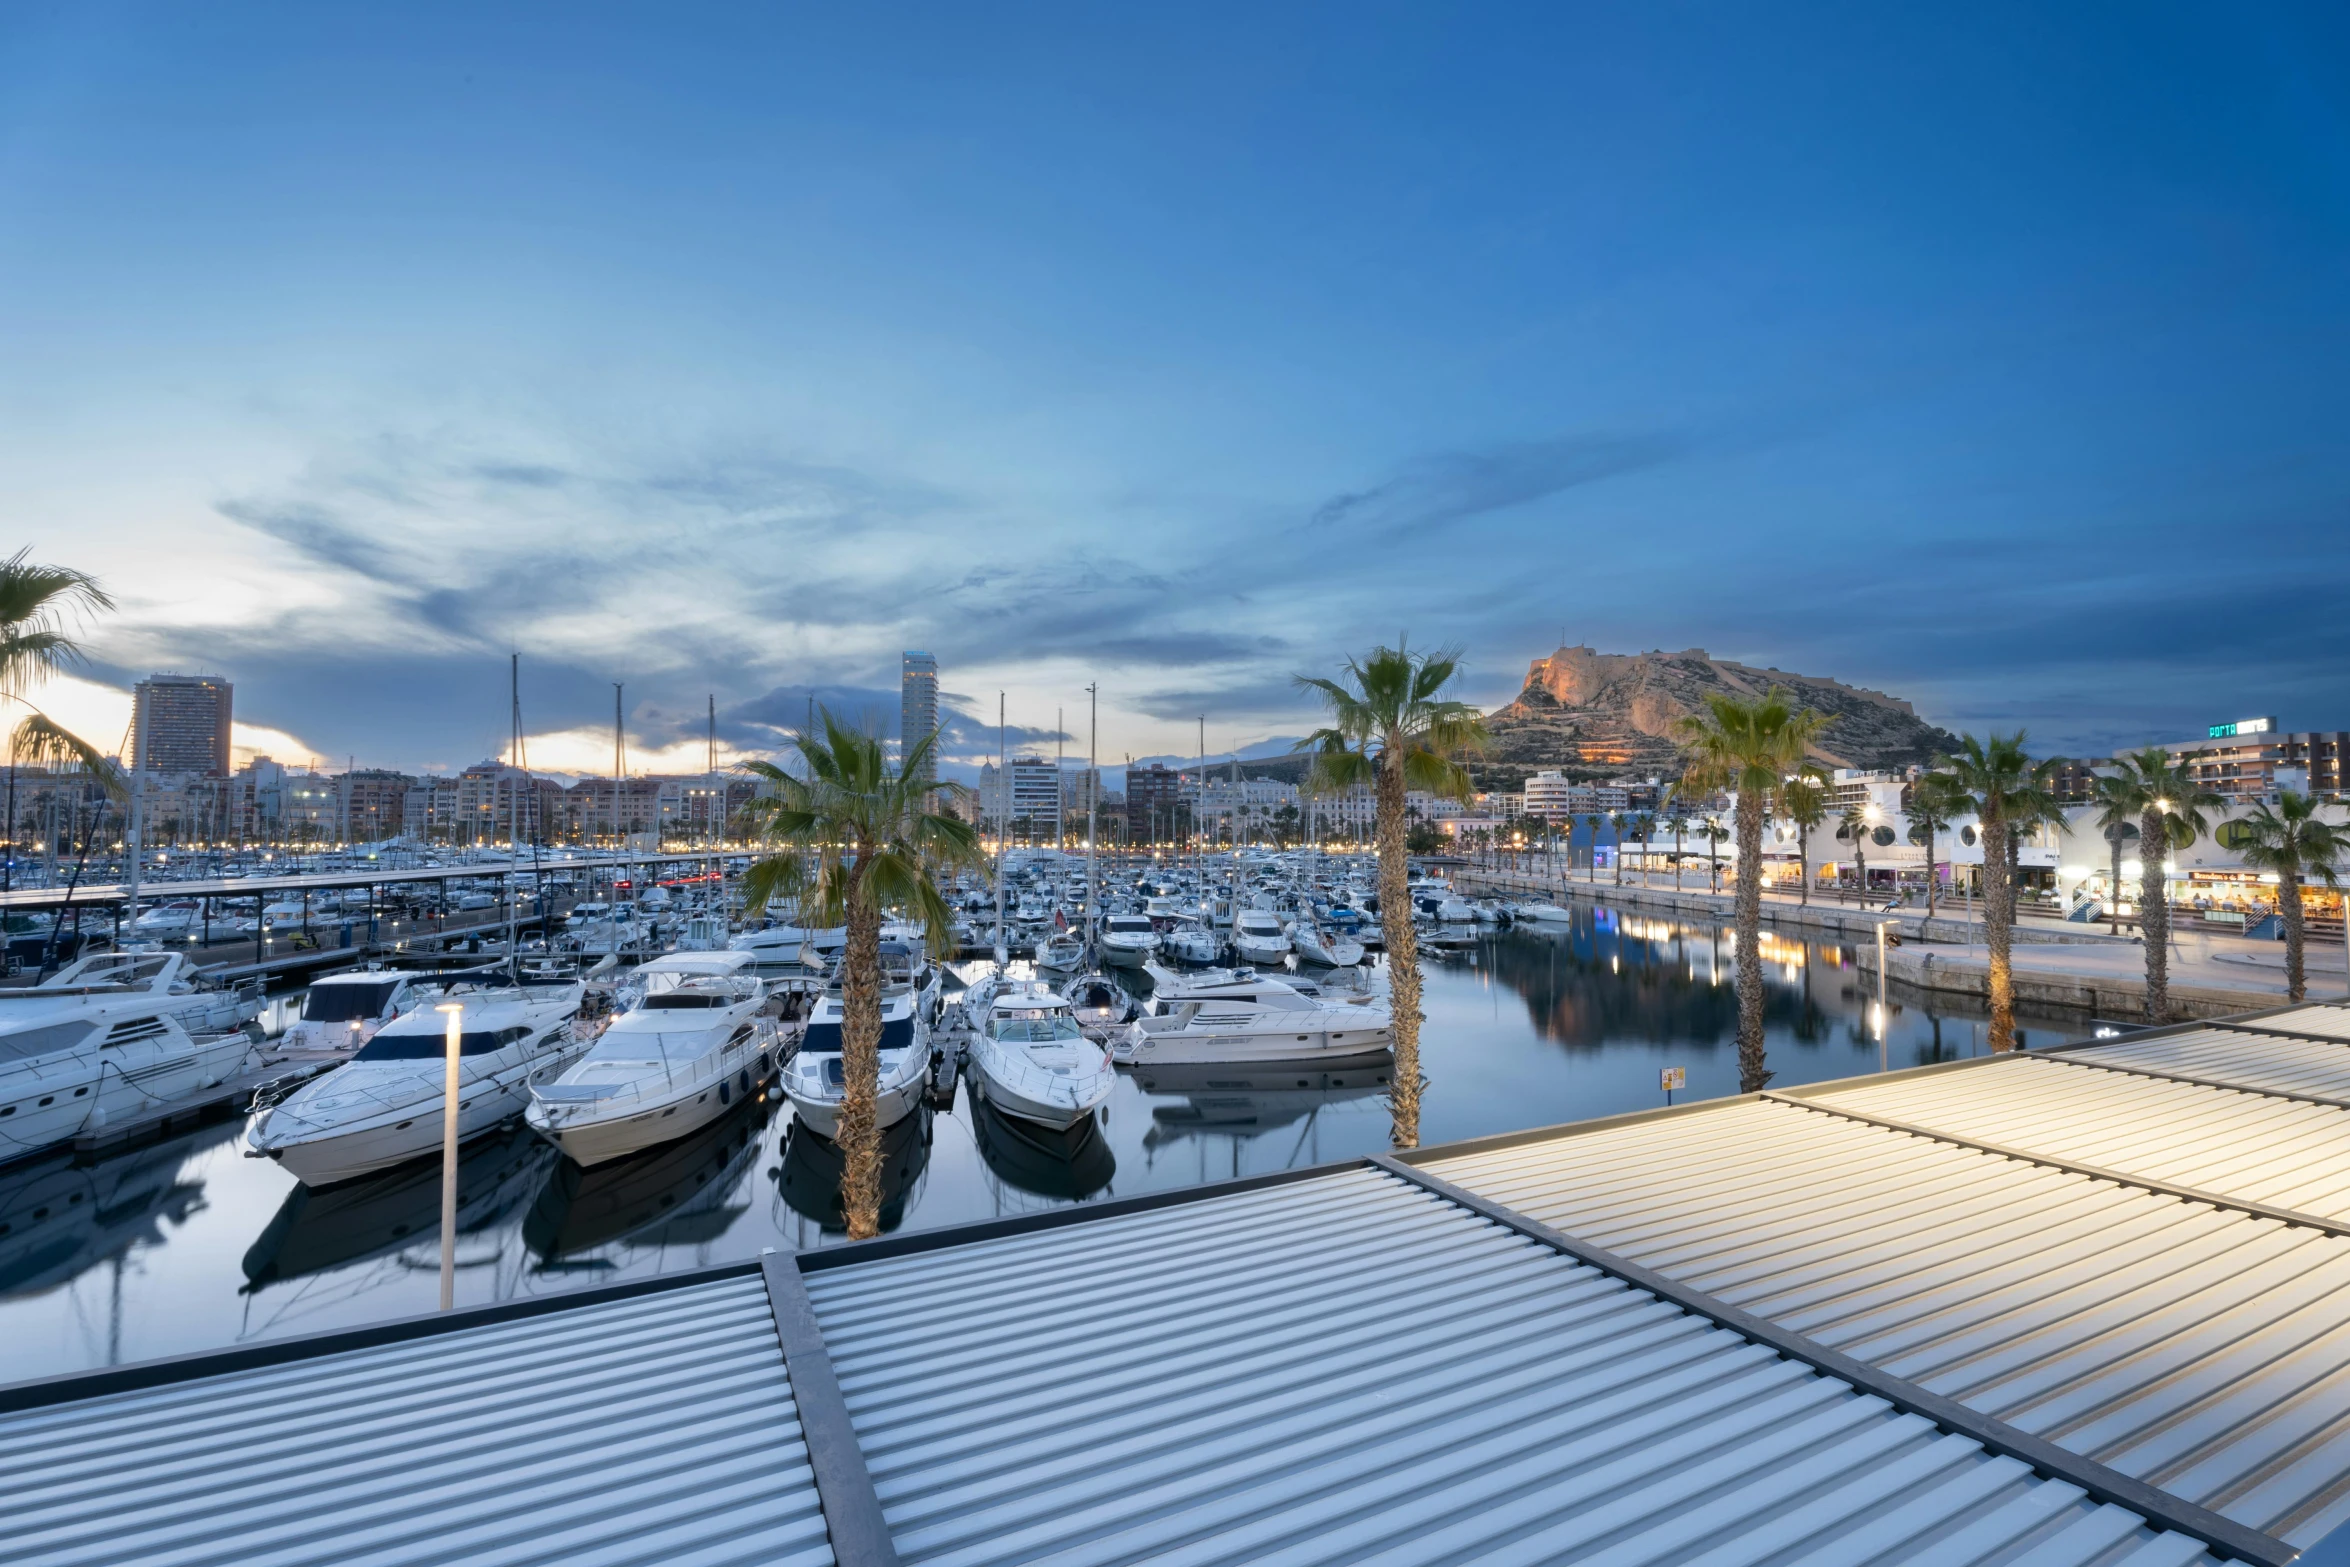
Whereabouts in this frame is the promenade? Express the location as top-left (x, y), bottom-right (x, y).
top-left (1456, 863), bottom-right (2350, 1021)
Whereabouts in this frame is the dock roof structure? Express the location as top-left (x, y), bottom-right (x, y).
top-left (16, 1002), bottom-right (2350, 1564)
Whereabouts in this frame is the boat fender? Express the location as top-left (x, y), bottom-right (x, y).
top-left (719, 1081), bottom-right (731, 1105)
top-left (738, 1068), bottom-right (751, 1093)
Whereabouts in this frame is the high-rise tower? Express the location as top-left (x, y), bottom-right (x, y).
top-left (900, 652), bottom-right (939, 783)
top-left (132, 673), bottom-right (234, 776)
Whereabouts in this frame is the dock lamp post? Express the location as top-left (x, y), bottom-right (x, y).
top-left (435, 1002), bottom-right (463, 1310)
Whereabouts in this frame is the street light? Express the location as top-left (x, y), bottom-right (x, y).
top-left (434, 1002), bottom-right (464, 1310)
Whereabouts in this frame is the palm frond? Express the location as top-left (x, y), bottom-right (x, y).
top-left (10, 714), bottom-right (126, 801)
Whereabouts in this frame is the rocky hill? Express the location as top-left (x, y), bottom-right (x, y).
top-left (1477, 644), bottom-right (1959, 790)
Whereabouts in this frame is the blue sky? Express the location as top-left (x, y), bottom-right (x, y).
top-left (6, 3), bottom-right (2350, 778)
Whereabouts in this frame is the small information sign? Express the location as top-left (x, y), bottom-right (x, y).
top-left (1661, 1066), bottom-right (1685, 1103)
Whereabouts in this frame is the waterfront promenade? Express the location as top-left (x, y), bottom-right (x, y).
top-left (1458, 865), bottom-right (2345, 1019)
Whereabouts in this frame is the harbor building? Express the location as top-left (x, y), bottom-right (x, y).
top-left (1124, 762), bottom-right (1182, 844)
top-left (130, 673), bottom-right (232, 776)
top-left (2137, 717), bottom-right (2350, 803)
top-left (899, 652), bottom-right (938, 784)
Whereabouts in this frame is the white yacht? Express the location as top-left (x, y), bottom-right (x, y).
top-left (246, 974), bottom-right (588, 1186)
top-left (0, 951), bottom-right (265, 1160)
top-left (1160, 917), bottom-right (1221, 966)
top-left (282, 968), bottom-right (424, 1054)
top-left (1231, 908), bottom-right (1292, 966)
top-left (780, 944), bottom-right (936, 1139)
top-left (1515, 902), bottom-right (1574, 924)
top-left (1112, 964), bottom-right (1392, 1065)
top-left (965, 978), bottom-right (1114, 1132)
top-left (1286, 920), bottom-right (1365, 968)
top-left (1097, 914), bottom-right (1159, 969)
top-left (727, 923), bottom-right (811, 966)
top-left (526, 965), bottom-right (781, 1166)
top-left (1435, 896), bottom-right (1477, 923)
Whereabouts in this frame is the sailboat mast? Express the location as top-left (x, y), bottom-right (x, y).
top-left (1086, 682), bottom-right (1098, 955)
top-left (993, 692), bottom-right (1007, 964)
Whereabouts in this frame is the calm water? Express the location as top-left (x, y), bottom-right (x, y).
top-left (0, 902), bottom-right (2085, 1381)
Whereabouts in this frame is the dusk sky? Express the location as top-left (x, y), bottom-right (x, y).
top-left (8, 3), bottom-right (2350, 780)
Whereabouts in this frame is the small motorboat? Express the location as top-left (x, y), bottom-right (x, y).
top-left (1114, 964), bottom-right (1392, 1065)
top-left (1097, 914), bottom-right (1159, 969)
top-left (1230, 909), bottom-right (1291, 967)
top-left (1033, 931), bottom-right (1085, 971)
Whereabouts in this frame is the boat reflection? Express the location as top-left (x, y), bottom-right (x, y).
top-left (240, 1122), bottom-right (557, 1290)
top-left (0, 1124), bottom-right (225, 1296)
top-left (968, 1095), bottom-right (1115, 1199)
top-left (1132, 1055), bottom-right (1391, 1151)
top-left (776, 1110), bottom-right (930, 1233)
top-left (525, 1093), bottom-right (771, 1263)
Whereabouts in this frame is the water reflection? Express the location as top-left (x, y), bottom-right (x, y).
top-left (525, 1095), bottom-right (766, 1264)
top-left (0, 901), bottom-right (2089, 1380)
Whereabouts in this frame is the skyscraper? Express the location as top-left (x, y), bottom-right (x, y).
top-left (132, 673), bottom-right (234, 776)
top-left (900, 652), bottom-right (939, 783)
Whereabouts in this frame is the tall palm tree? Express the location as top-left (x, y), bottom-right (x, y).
top-left (0, 553), bottom-right (127, 952)
top-left (1781, 776), bottom-right (1829, 906)
top-left (1934, 733), bottom-right (2062, 1051)
top-left (1674, 687), bottom-right (1831, 1093)
top-left (2089, 770), bottom-right (2144, 936)
top-left (2115, 746), bottom-right (2223, 1022)
top-left (1582, 813), bottom-right (1602, 883)
top-left (739, 712), bottom-right (981, 1239)
top-left (1609, 811), bottom-right (1631, 887)
top-left (1298, 640), bottom-right (1486, 1149)
top-left (1664, 805), bottom-right (1690, 892)
top-left (1702, 817), bottom-right (1729, 894)
top-left (1905, 773), bottom-right (1963, 918)
top-left (2232, 791), bottom-right (2346, 1002)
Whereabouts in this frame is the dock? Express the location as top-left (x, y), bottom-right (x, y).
top-left (12, 999), bottom-right (2350, 1562)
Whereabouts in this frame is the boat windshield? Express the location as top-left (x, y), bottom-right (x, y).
top-left (355, 1025), bottom-right (531, 1060)
top-left (639, 992), bottom-right (737, 1010)
top-left (0, 1021), bottom-right (98, 1063)
top-left (799, 1015), bottom-right (915, 1055)
top-left (991, 1013), bottom-right (1081, 1044)
top-left (302, 981), bottom-right (401, 1022)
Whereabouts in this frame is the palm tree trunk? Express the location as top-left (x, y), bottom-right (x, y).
top-left (2139, 807), bottom-right (2170, 1022)
top-left (1375, 748), bottom-right (1421, 1149)
top-left (1733, 790), bottom-right (1769, 1092)
top-left (1673, 827), bottom-right (1682, 893)
top-left (837, 875), bottom-right (885, 1238)
top-left (2107, 832), bottom-right (2124, 937)
top-left (1923, 827), bottom-right (1938, 917)
top-left (1982, 818), bottom-right (2015, 1050)
top-left (1799, 842), bottom-right (1809, 906)
top-left (2282, 870), bottom-right (2307, 1003)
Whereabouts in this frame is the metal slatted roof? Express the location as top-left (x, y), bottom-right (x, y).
top-left (804, 1167), bottom-right (2219, 1567)
top-left (1422, 1013), bottom-right (2350, 1551)
top-left (0, 1275), bottom-right (832, 1567)
top-left (22, 1002), bottom-right (2350, 1564)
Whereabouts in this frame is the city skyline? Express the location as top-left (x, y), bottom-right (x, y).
top-left (10, 6), bottom-right (2350, 770)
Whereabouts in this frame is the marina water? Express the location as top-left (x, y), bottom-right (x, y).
top-left (0, 901), bottom-right (2086, 1380)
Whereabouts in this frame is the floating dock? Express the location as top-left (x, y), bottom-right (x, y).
top-left (13, 1002), bottom-right (2350, 1563)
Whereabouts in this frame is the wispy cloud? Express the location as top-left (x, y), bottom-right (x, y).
top-left (1308, 432), bottom-right (1683, 541)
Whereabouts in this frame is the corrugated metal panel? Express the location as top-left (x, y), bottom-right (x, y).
top-left (805, 1167), bottom-right (2220, 1566)
top-left (1812, 1055), bottom-right (2350, 1221)
top-left (0, 1276), bottom-right (832, 1567)
top-left (2075, 1026), bottom-right (2350, 1100)
top-left (2264, 1005), bottom-right (2350, 1042)
top-left (1426, 1098), bottom-right (2350, 1548)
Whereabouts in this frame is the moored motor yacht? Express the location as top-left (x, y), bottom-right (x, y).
top-left (964, 978), bottom-right (1114, 1132)
top-left (0, 952), bottom-right (266, 1160)
top-left (282, 968), bottom-right (425, 1054)
top-left (1112, 963), bottom-right (1392, 1065)
top-left (246, 973), bottom-right (588, 1186)
top-left (526, 968), bottom-right (781, 1166)
top-left (1097, 914), bottom-right (1159, 969)
top-left (1514, 902), bottom-right (1574, 923)
top-left (1033, 930), bottom-right (1085, 971)
top-left (1231, 908), bottom-right (1291, 967)
top-left (779, 942), bottom-right (937, 1139)
top-left (1285, 920), bottom-right (1365, 967)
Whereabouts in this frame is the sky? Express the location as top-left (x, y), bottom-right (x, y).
top-left (6, 3), bottom-right (2350, 782)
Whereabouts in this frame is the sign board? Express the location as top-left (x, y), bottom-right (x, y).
top-left (1660, 1067), bottom-right (1686, 1092)
top-left (2208, 717), bottom-right (2277, 739)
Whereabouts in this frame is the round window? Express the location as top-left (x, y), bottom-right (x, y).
top-left (1960, 825), bottom-right (1978, 847)
top-left (2216, 819), bottom-right (2256, 850)
top-left (1871, 826), bottom-right (1897, 847)
top-left (1834, 824), bottom-right (1852, 840)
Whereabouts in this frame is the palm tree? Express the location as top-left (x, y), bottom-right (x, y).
top-left (738, 712), bottom-right (981, 1238)
top-left (0, 553), bottom-right (127, 953)
top-left (1674, 687), bottom-right (1831, 1093)
top-left (1702, 817), bottom-right (1729, 894)
top-left (1609, 812), bottom-right (1631, 887)
top-left (2233, 791), bottom-right (2347, 1002)
top-left (1905, 773), bottom-right (1963, 918)
top-left (1838, 803), bottom-right (1872, 905)
top-left (1664, 805), bottom-right (1690, 892)
top-left (2089, 770), bottom-right (2143, 936)
top-left (1933, 733), bottom-right (2062, 1051)
top-left (1582, 813), bottom-right (1602, 883)
top-left (2114, 746), bottom-right (2223, 1022)
top-left (1298, 640), bottom-right (1486, 1149)
top-left (1781, 776), bottom-right (1829, 907)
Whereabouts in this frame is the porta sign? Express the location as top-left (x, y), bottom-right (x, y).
top-left (2208, 717), bottom-right (2277, 739)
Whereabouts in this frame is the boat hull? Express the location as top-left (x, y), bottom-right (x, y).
top-left (1097, 941), bottom-right (1153, 969)
top-left (534, 1065), bottom-right (766, 1168)
top-left (785, 1064), bottom-right (927, 1140)
top-left (1112, 1014), bottom-right (1393, 1065)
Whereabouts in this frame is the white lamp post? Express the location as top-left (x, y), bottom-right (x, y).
top-left (435, 1001), bottom-right (463, 1310)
